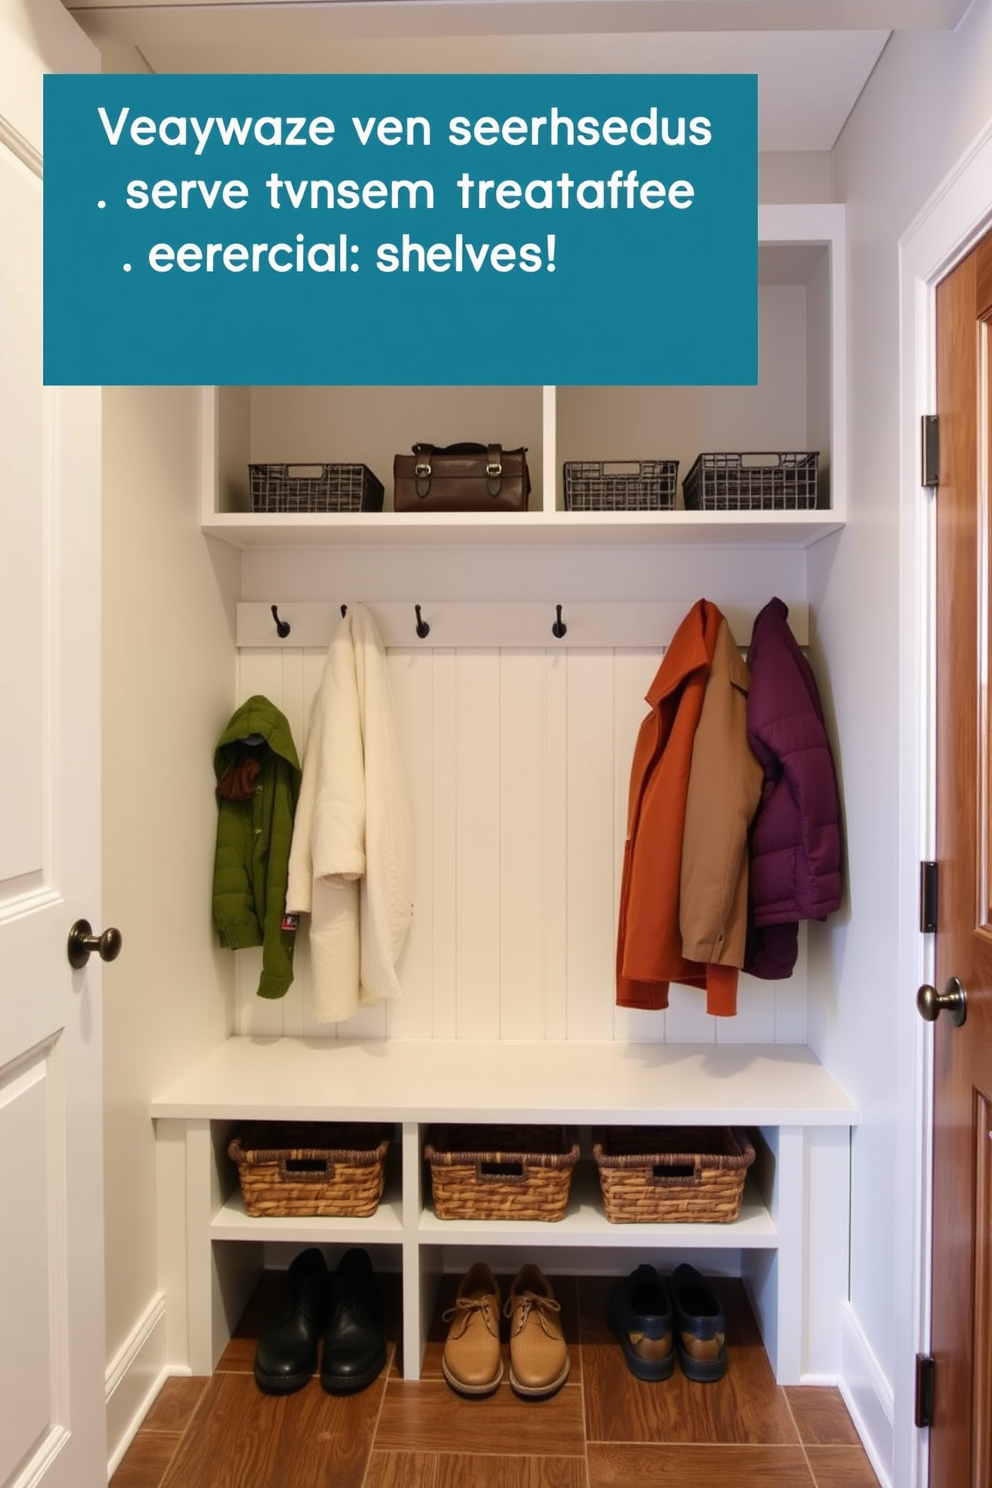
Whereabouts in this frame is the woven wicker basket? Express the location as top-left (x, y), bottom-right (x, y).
top-left (425, 1124), bottom-right (580, 1222)
top-left (227, 1122), bottom-right (391, 1218)
top-left (592, 1126), bottom-right (755, 1224)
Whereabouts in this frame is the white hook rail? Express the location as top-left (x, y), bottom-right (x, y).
top-left (236, 600), bottom-right (809, 650)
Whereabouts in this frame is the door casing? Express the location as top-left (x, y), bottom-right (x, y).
top-left (898, 121), bottom-right (992, 1488)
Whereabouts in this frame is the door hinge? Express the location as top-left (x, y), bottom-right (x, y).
top-left (915, 1353), bottom-right (935, 1428)
top-left (920, 861), bottom-right (939, 933)
top-left (922, 415), bottom-right (940, 489)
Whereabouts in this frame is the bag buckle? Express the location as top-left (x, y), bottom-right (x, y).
top-left (486, 443), bottom-right (503, 498)
top-left (414, 458), bottom-right (432, 499)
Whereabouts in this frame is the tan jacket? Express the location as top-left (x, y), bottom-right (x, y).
top-left (679, 617), bottom-right (763, 1016)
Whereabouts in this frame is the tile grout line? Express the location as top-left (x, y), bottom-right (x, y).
top-left (574, 1277), bottom-right (593, 1488)
top-left (782, 1387), bottom-right (819, 1487)
top-left (155, 1377), bottom-right (217, 1488)
top-left (362, 1339), bottom-right (406, 1488)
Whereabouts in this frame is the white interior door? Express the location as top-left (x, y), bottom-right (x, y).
top-left (0, 4), bottom-right (106, 1486)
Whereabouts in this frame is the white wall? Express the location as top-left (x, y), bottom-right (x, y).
top-left (808, 5), bottom-right (992, 1485)
top-left (101, 386), bottom-right (240, 1452)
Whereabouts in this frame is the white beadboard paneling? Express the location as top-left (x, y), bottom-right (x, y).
top-left (232, 635), bottom-right (811, 1045)
top-left (336, 993), bottom-right (388, 1042)
top-left (665, 982), bottom-right (718, 1044)
top-left (718, 981), bottom-right (777, 1044)
top-left (543, 651), bottom-right (568, 1040)
top-left (454, 652), bottom-right (501, 1039)
top-left (430, 651), bottom-right (459, 1040)
top-left (238, 949), bottom-right (282, 1038)
top-left (565, 651), bottom-right (617, 1041)
top-left (236, 647), bottom-right (275, 709)
top-left (775, 925), bottom-right (810, 1043)
top-left (277, 649), bottom-right (307, 775)
top-left (385, 650), bottom-right (433, 1041)
top-left (499, 651), bottom-right (548, 1040)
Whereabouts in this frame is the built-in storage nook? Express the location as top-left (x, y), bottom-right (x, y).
top-left (200, 204), bottom-right (846, 548)
top-left (154, 200), bottom-right (857, 1389)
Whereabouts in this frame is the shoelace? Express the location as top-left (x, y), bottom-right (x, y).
top-left (443, 1294), bottom-right (498, 1336)
top-left (504, 1290), bottom-right (562, 1337)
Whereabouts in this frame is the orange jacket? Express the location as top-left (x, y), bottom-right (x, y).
top-left (617, 598), bottom-right (723, 1010)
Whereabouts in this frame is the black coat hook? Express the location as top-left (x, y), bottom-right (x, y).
top-left (340, 604), bottom-right (348, 618)
top-left (551, 604), bottom-right (567, 639)
top-left (415, 604), bottom-right (431, 639)
top-left (270, 604), bottom-right (291, 639)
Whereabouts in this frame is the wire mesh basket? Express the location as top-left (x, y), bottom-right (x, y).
top-left (682, 452), bottom-right (819, 511)
top-left (249, 463), bottom-right (384, 513)
top-left (563, 459), bottom-right (678, 511)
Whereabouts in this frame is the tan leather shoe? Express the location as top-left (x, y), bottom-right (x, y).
top-left (441, 1263), bottom-right (503, 1396)
top-left (505, 1265), bottom-right (570, 1399)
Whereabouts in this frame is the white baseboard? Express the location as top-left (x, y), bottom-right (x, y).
top-left (105, 1293), bottom-right (188, 1477)
top-left (839, 1301), bottom-right (895, 1488)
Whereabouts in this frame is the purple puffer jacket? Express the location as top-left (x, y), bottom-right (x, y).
top-left (744, 598), bottom-right (843, 979)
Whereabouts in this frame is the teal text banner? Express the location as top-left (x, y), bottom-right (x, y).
top-left (43, 73), bottom-right (757, 386)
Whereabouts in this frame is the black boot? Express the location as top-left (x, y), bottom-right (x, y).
top-left (254, 1248), bottom-right (329, 1394)
top-left (320, 1248), bottom-right (386, 1393)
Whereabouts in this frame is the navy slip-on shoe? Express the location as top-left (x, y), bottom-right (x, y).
top-left (607, 1264), bottom-right (674, 1382)
top-left (670, 1263), bottom-right (727, 1383)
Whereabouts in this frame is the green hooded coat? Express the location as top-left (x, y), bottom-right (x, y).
top-left (212, 696), bottom-right (302, 1000)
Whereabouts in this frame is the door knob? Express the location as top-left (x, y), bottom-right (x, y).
top-left (916, 976), bottom-right (967, 1027)
top-left (67, 919), bottom-right (123, 970)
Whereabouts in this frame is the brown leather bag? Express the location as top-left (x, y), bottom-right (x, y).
top-left (393, 442), bottom-right (530, 512)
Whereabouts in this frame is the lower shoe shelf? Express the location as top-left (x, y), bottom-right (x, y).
top-left (210, 1185), bottom-right (406, 1242)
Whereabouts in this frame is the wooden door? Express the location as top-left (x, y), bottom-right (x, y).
top-left (929, 227), bottom-right (992, 1488)
top-left (0, 3), bottom-right (106, 1485)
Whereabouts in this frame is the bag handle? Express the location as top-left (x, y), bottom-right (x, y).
top-left (410, 442), bottom-right (505, 499)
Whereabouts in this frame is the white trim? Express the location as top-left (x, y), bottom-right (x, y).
top-left (898, 111), bottom-right (992, 1488)
top-left (0, 113), bottom-right (42, 179)
top-left (104, 1292), bottom-right (172, 1477)
top-left (235, 599), bottom-right (810, 651)
top-left (11, 1426), bottom-right (70, 1488)
top-left (840, 1301), bottom-right (895, 1488)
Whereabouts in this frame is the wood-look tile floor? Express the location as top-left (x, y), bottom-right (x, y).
top-left (111, 1271), bottom-right (882, 1488)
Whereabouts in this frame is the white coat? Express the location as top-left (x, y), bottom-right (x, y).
top-left (286, 605), bottom-right (413, 1023)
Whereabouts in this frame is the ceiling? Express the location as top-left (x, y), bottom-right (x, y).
top-left (66, 0), bottom-right (972, 153)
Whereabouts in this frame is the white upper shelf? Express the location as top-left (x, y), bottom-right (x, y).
top-left (203, 508), bottom-right (844, 550)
